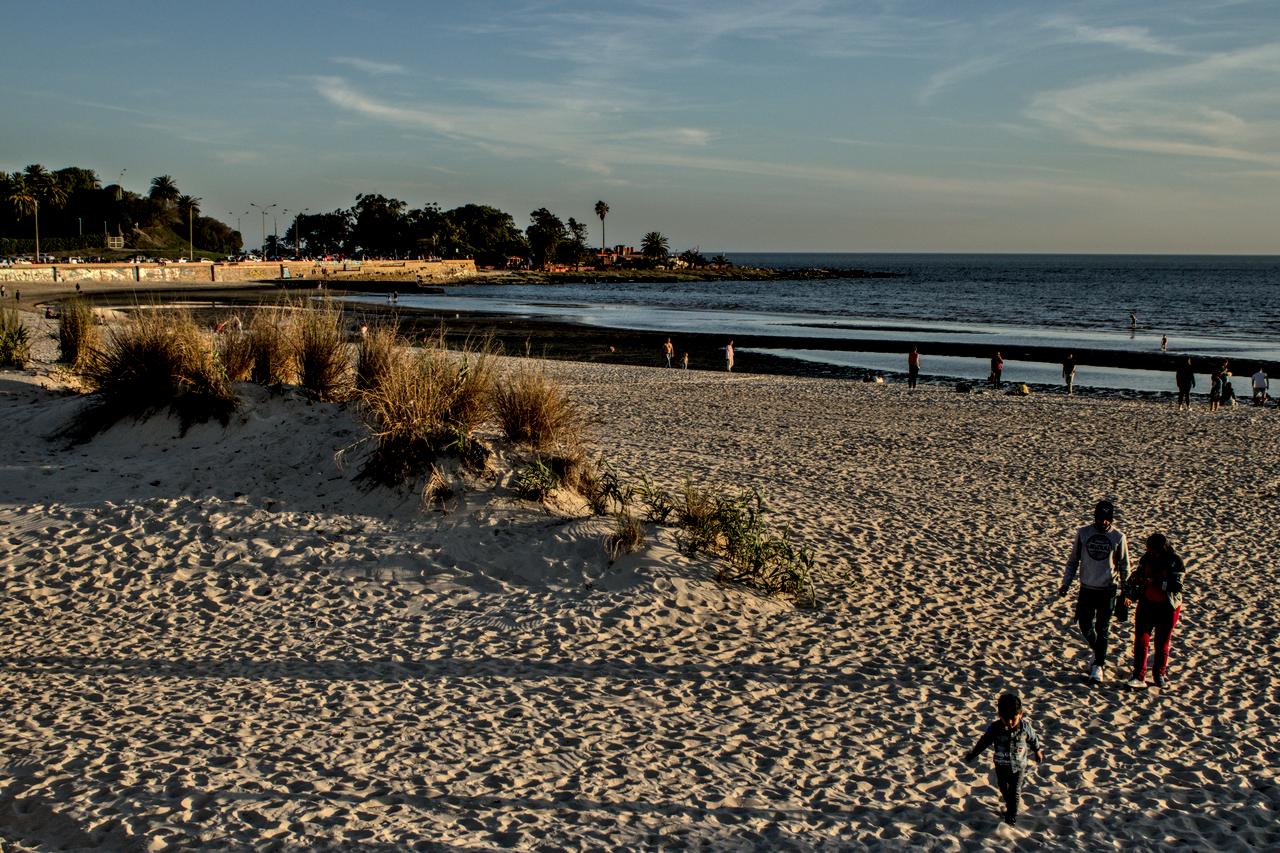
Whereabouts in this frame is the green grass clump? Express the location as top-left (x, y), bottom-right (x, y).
top-left (65, 308), bottom-right (236, 440)
top-left (0, 306), bottom-right (31, 368)
top-left (58, 298), bottom-right (100, 370)
top-left (358, 340), bottom-right (494, 488)
top-left (630, 477), bottom-right (818, 605)
top-left (295, 301), bottom-right (352, 402)
top-left (492, 360), bottom-right (582, 452)
top-left (514, 458), bottom-right (558, 501)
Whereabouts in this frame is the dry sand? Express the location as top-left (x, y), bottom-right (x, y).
top-left (1, 318), bottom-right (1278, 851)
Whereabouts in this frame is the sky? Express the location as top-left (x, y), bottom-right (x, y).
top-left (2, 0), bottom-right (1279, 253)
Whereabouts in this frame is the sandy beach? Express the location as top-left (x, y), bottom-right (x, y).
top-left (2, 313), bottom-right (1278, 851)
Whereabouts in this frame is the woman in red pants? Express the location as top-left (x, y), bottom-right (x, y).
top-left (1127, 533), bottom-right (1186, 689)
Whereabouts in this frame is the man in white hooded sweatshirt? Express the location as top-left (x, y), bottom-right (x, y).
top-left (1059, 500), bottom-right (1130, 683)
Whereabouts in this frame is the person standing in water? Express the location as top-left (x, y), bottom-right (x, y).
top-left (1062, 353), bottom-right (1076, 396)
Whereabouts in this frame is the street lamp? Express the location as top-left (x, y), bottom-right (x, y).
top-left (187, 197), bottom-right (202, 262)
top-left (249, 202), bottom-right (276, 256)
top-left (293, 208), bottom-right (310, 257)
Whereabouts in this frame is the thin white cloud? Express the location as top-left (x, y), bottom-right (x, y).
top-left (1044, 17), bottom-right (1184, 56)
top-left (1027, 41), bottom-right (1280, 166)
top-left (919, 56), bottom-right (1005, 104)
top-left (332, 56), bottom-right (409, 76)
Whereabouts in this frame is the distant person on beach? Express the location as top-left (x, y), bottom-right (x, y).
top-left (1209, 369), bottom-right (1223, 411)
top-left (1059, 499), bottom-right (1130, 683)
top-left (1160, 334), bottom-right (1167, 352)
top-left (1062, 353), bottom-right (1076, 395)
top-left (908, 346), bottom-right (920, 389)
top-left (963, 691), bottom-right (1044, 825)
top-left (681, 352), bottom-right (689, 370)
top-left (1124, 533), bottom-right (1186, 689)
top-left (663, 337), bottom-right (674, 368)
top-left (1251, 367), bottom-right (1268, 406)
top-left (1130, 312), bottom-right (1138, 330)
top-left (989, 352), bottom-right (1003, 389)
top-left (1175, 358), bottom-right (1195, 410)
top-left (1221, 371), bottom-right (1237, 407)
top-left (725, 340), bottom-right (734, 372)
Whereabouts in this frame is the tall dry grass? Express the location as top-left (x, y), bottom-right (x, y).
top-left (248, 305), bottom-right (297, 386)
top-left (58, 298), bottom-right (100, 370)
top-left (65, 308), bottom-right (236, 440)
top-left (216, 328), bottom-right (255, 382)
top-left (356, 322), bottom-right (399, 392)
top-left (0, 306), bottom-right (30, 368)
top-left (492, 359), bottom-right (582, 452)
top-left (358, 339), bottom-right (495, 487)
top-left (294, 300), bottom-right (352, 401)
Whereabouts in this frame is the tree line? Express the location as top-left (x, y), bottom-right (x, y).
top-left (0, 165), bottom-right (241, 256)
top-left (2, 164), bottom-right (723, 268)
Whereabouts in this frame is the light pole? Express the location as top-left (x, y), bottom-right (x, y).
top-left (188, 197), bottom-right (202, 262)
top-left (249, 202), bottom-right (276, 256)
top-left (293, 208), bottom-right (310, 257)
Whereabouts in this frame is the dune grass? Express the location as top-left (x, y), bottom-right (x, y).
top-left (0, 306), bottom-right (31, 368)
top-left (65, 308), bottom-right (236, 440)
top-left (294, 300), bottom-right (352, 402)
top-left (357, 339), bottom-right (495, 487)
top-left (604, 512), bottom-right (644, 561)
top-left (58, 298), bottom-right (100, 370)
top-left (0, 307), bottom-right (31, 371)
top-left (492, 359), bottom-right (583, 452)
top-left (248, 305), bottom-right (297, 386)
top-left (356, 322), bottom-right (399, 392)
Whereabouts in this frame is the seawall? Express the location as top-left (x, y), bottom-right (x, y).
top-left (0, 259), bottom-right (476, 285)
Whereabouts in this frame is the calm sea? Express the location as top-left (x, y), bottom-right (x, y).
top-left (365, 254), bottom-right (1280, 393)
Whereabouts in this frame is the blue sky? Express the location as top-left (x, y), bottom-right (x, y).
top-left (3, 1), bottom-right (1278, 253)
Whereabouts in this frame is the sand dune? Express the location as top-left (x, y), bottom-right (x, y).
top-left (1, 332), bottom-right (1278, 849)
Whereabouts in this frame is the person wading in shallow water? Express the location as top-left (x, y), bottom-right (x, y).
top-left (1059, 499), bottom-right (1130, 683)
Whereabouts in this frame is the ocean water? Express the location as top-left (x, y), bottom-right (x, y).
top-left (356, 254), bottom-right (1280, 392)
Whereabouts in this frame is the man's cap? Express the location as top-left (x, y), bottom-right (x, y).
top-left (1094, 500), bottom-right (1115, 522)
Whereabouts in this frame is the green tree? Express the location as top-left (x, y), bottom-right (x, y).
top-left (442, 204), bottom-right (527, 266)
top-left (641, 231), bottom-right (669, 261)
top-left (557, 217), bottom-right (589, 268)
top-left (593, 199), bottom-right (609, 251)
top-left (350, 193), bottom-right (408, 256)
top-left (527, 208), bottom-right (567, 269)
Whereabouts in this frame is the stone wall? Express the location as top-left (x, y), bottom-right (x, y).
top-left (0, 259), bottom-right (476, 285)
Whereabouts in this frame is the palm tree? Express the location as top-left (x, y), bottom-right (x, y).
top-left (4, 174), bottom-right (41, 259)
top-left (149, 175), bottom-right (179, 206)
top-left (594, 200), bottom-right (609, 252)
top-left (641, 231), bottom-right (669, 261)
top-left (178, 196), bottom-right (202, 259)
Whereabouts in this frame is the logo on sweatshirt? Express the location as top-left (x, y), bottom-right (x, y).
top-left (1085, 532), bottom-right (1114, 561)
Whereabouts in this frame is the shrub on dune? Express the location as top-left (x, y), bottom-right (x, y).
top-left (492, 360), bottom-right (582, 451)
top-left (0, 306), bottom-right (31, 368)
top-left (605, 512), bottom-right (644, 561)
top-left (216, 327), bottom-right (255, 382)
top-left (65, 308), bottom-right (236, 440)
top-left (295, 300), bottom-right (352, 402)
top-left (248, 305), bottom-right (297, 386)
top-left (356, 322), bottom-right (398, 392)
top-left (58, 298), bottom-right (100, 370)
top-left (358, 340), bottom-right (495, 487)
